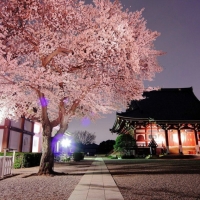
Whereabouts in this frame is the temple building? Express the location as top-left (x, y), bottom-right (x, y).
top-left (110, 87), bottom-right (200, 155)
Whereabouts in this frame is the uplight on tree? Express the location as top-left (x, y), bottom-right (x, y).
top-left (61, 138), bottom-right (71, 148)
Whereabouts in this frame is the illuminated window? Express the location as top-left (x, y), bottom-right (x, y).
top-left (34, 123), bottom-right (41, 134)
top-left (173, 134), bottom-right (178, 143)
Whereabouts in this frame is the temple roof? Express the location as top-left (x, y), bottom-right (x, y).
top-left (117, 87), bottom-right (200, 121)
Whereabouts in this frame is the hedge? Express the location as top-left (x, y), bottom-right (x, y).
top-left (0, 152), bottom-right (42, 169)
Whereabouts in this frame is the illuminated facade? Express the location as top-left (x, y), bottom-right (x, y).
top-left (0, 118), bottom-right (42, 152)
top-left (110, 88), bottom-right (200, 155)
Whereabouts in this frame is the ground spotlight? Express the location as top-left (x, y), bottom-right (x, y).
top-left (61, 138), bottom-right (71, 147)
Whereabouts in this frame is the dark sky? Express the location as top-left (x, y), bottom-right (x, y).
top-left (68, 0), bottom-right (200, 144)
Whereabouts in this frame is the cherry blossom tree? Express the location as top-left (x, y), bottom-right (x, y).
top-left (0, 0), bottom-right (163, 175)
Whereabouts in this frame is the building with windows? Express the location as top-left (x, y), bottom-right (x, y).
top-left (0, 117), bottom-right (73, 153)
top-left (0, 118), bottom-right (42, 152)
top-left (110, 87), bottom-right (200, 155)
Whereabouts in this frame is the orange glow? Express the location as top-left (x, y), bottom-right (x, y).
top-left (173, 133), bottom-right (178, 143)
top-left (181, 132), bottom-right (186, 142)
top-left (156, 135), bottom-right (164, 144)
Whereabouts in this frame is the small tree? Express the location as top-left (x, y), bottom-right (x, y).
top-left (98, 140), bottom-right (115, 154)
top-left (114, 134), bottom-right (137, 155)
top-left (72, 131), bottom-right (96, 145)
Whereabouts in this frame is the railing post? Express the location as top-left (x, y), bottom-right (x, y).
top-left (12, 150), bottom-right (16, 174)
top-left (0, 157), bottom-right (3, 179)
top-left (1, 148), bottom-right (8, 178)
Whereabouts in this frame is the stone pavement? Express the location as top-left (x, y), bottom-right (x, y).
top-left (68, 157), bottom-right (124, 200)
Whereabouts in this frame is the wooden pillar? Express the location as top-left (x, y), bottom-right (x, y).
top-left (2, 119), bottom-right (11, 150)
top-left (164, 129), bottom-right (170, 154)
top-left (177, 129), bottom-right (183, 154)
top-left (194, 129), bottom-right (199, 154)
top-left (19, 118), bottom-right (25, 152)
top-left (29, 121), bottom-right (34, 152)
top-left (131, 128), bottom-right (135, 139)
top-left (145, 124), bottom-right (148, 147)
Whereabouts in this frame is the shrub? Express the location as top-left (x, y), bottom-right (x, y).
top-left (73, 152), bottom-right (84, 161)
top-left (0, 152), bottom-right (42, 168)
top-left (60, 154), bottom-right (71, 162)
top-left (107, 155), bottom-right (118, 159)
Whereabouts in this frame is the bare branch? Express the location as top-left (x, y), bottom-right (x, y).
top-left (72, 130), bottom-right (96, 145)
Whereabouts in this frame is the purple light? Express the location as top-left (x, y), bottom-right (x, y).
top-left (81, 117), bottom-right (90, 126)
top-left (39, 97), bottom-right (49, 107)
top-left (63, 98), bottom-right (69, 104)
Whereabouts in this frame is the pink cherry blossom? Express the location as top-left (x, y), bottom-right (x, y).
top-left (0, 0), bottom-right (163, 174)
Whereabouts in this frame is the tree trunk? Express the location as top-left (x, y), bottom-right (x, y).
top-left (53, 116), bottom-right (69, 141)
top-left (38, 119), bottom-right (54, 175)
top-left (37, 95), bottom-right (76, 175)
top-left (38, 114), bottom-right (70, 175)
top-left (37, 91), bottom-right (55, 175)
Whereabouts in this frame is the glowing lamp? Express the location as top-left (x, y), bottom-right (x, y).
top-left (61, 138), bottom-right (71, 147)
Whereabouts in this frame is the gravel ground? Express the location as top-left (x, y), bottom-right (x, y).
top-left (104, 158), bottom-right (200, 200)
top-left (0, 159), bottom-right (94, 200)
top-left (1, 157), bottom-right (200, 200)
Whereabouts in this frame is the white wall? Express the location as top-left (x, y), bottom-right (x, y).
top-left (22, 134), bottom-right (31, 152)
top-left (32, 136), bottom-right (39, 152)
top-left (32, 122), bottom-right (43, 152)
top-left (24, 120), bottom-right (32, 132)
top-left (0, 129), bottom-right (4, 152)
top-left (9, 130), bottom-right (20, 151)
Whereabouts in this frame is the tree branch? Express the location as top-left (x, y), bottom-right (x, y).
top-left (64, 78), bottom-right (101, 117)
top-left (50, 117), bottom-right (61, 128)
top-left (50, 97), bottom-right (67, 127)
top-left (41, 47), bottom-right (74, 67)
top-left (23, 30), bottom-right (39, 47)
top-left (0, 75), bottom-right (15, 84)
top-left (36, 90), bottom-right (50, 124)
top-left (67, 99), bottom-right (81, 116)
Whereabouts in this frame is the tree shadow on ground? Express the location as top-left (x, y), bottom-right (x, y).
top-left (104, 159), bottom-right (200, 175)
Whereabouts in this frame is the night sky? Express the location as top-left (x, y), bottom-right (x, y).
top-left (68, 0), bottom-right (200, 144)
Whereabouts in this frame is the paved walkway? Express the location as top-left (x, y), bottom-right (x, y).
top-left (68, 157), bottom-right (124, 200)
